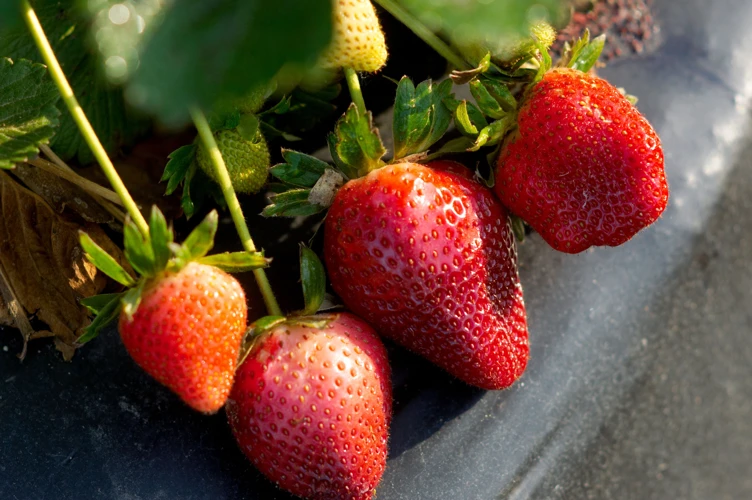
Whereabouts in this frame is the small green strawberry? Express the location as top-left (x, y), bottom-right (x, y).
top-left (197, 128), bottom-right (270, 194)
top-left (234, 83), bottom-right (274, 115)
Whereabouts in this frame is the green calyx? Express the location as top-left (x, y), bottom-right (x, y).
top-left (78, 207), bottom-right (269, 344)
top-left (238, 313), bottom-right (337, 367)
top-left (197, 127), bottom-right (271, 194)
top-left (238, 246), bottom-right (330, 367)
top-left (561, 29), bottom-right (606, 74)
top-left (328, 103), bottom-right (386, 180)
top-left (263, 97), bottom-right (389, 219)
top-left (263, 23), bottom-right (608, 222)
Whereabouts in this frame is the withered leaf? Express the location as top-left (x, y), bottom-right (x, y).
top-left (0, 172), bottom-right (129, 360)
top-left (11, 163), bottom-right (114, 224)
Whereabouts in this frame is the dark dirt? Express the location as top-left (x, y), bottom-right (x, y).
top-left (555, 0), bottom-right (661, 62)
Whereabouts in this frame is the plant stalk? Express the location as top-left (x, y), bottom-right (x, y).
top-left (344, 68), bottom-right (367, 116)
top-left (373, 0), bottom-right (470, 70)
top-left (21, 0), bottom-right (149, 237)
top-left (190, 108), bottom-right (283, 317)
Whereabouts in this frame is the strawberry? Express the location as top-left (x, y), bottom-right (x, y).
top-left (79, 208), bottom-right (268, 413)
top-left (118, 261), bottom-right (247, 414)
top-left (494, 67), bottom-right (668, 253)
top-left (320, 0), bottom-right (388, 73)
top-left (226, 313), bottom-right (392, 500)
top-left (235, 84), bottom-right (270, 115)
top-left (323, 161), bottom-right (529, 390)
top-left (197, 128), bottom-right (270, 194)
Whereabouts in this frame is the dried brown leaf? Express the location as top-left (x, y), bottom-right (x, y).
top-left (0, 172), bottom-right (129, 360)
top-left (0, 296), bottom-right (11, 325)
top-left (11, 163), bottom-right (115, 224)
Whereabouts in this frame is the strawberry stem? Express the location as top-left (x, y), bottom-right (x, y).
top-left (373, 0), bottom-right (470, 70)
top-left (190, 108), bottom-right (283, 317)
top-left (344, 68), bottom-right (367, 116)
top-left (20, 0), bottom-right (149, 238)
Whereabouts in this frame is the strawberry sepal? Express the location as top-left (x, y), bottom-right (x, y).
top-left (300, 245), bottom-right (326, 316)
top-left (328, 103), bottom-right (386, 180)
top-left (80, 207), bottom-right (264, 341)
top-left (76, 292), bottom-right (124, 344)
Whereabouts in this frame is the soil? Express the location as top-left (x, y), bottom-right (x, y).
top-left (555, 0), bottom-right (661, 62)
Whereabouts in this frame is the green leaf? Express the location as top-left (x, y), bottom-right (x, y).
top-left (0, 1), bottom-right (149, 163)
top-left (510, 215), bottom-right (526, 243)
top-left (270, 149), bottom-right (329, 188)
top-left (125, 0), bottom-right (333, 124)
top-left (534, 41), bottom-right (553, 82)
top-left (478, 76), bottom-right (517, 112)
top-left (566, 29), bottom-right (590, 68)
top-left (181, 161), bottom-right (198, 218)
top-left (251, 315), bottom-right (287, 334)
top-left (262, 96), bottom-right (292, 116)
top-left (208, 109), bottom-right (241, 132)
top-left (393, 78), bottom-right (453, 159)
top-left (162, 144), bottom-right (197, 195)
top-left (259, 121), bottom-right (302, 142)
top-left (236, 114), bottom-right (260, 142)
top-left (488, 65), bottom-right (538, 83)
top-left (300, 245), bottom-right (325, 316)
top-left (181, 210), bottom-right (218, 260)
top-left (149, 207), bottom-right (173, 271)
top-left (124, 219), bottom-right (155, 276)
top-left (121, 279), bottom-right (146, 319)
top-left (0, 58), bottom-right (60, 169)
top-left (455, 101), bottom-right (480, 136)
top-left (197, 251), bottom-right (269, 273)
top-left (263, 189), bottom-right (325, 217)
top-left (449, 53), bottom-right (491, 85)
top-left (444, 96), bottom-right (489, 135)
top-left (79, 232), bottom-right (135, 287)
top-left (445, 99), bottom-right (484, 137)
top-left (260, 85), bottom-right (341, 139)
top-left (80, 293), bottom-right (125, 315)
top-left (400, 0), bottom-right (566, 46)
top-left (328, 104), bottom-right (386, 179)
top-left (0, 2), bottom-right (21, 30)
top-left (469, 80), bottom-right (506, 120)
top-left (569, 34), bottom-right (606, 73)
top-left (428, 136), bottom-right (475, 157)
top-left (77, 293), bottom-right (123, 344)
top-left (177, 164), bottom-right (226, 220)
top-left (469, 116), bottom-right (514, 151)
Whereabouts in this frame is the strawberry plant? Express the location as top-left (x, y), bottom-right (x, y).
top-left (0, 0), bottom-right (670, 498)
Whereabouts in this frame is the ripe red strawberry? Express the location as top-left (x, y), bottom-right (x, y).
top-left (324, 161), bottom-right (529, 390)
top-left (494, 67), bottom-right (668, 253)
top-left (226, 313), bottom-right (392, 500)
top-left (119, 261), bottom-right (248, 413)
top-left (80, 209), bottom-right (267, 414)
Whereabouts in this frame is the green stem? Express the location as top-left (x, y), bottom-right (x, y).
top-left (373, 0), bottom-right (470, 70)
top-left (344, 68), bottom-right (367, 116)
top-left (21, 0), bottom-right (149, 237)
top-left (190, 108), bottom-right (283, 317)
